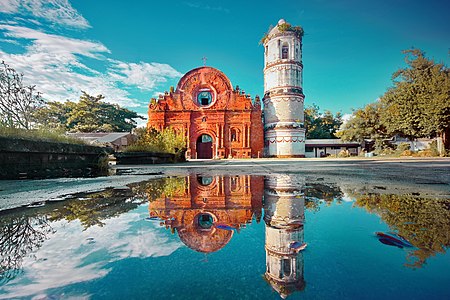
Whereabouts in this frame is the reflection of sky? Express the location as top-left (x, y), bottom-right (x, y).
top-left (0, 205), bottom-right (182, 299)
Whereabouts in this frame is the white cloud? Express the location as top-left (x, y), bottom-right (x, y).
top-left (341, 113), bottom-right (353, 124)
top-left (0, 25), bottom-right (181, 108)
top-left (0, 0), bottom-right (20, 13)
top-left (0, 209), bottom-right (182, 298)
top-left (0, 0), bottom-right (90, 29)
top-left (109, 61), bottom-right (182, 91)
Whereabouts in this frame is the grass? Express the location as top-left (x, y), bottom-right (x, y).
top-left (0, 127), bottom-right (86, 144)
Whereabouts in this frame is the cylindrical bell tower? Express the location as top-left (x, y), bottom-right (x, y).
top-left (262, 19), bottom-right (305, 157)
top-left (263, 174), bottom-right (306, 298)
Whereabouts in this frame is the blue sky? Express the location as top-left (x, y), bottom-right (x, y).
top-left (1, 0), bottom-right (449, 124)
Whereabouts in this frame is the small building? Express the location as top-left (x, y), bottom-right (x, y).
top-left (391, 136), bottom-right (433, 151)
top-left (67, 132), bottom-right (136, 151)
top-left (305, 139), bottom-right (361, 158)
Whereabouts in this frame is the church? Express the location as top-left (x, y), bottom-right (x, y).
top-left (147, 19), bottom-right (305, 158)
top-left (147, 66), bottom-right (264, 159)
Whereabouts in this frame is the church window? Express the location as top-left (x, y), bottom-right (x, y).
top-left (230, 128), bottom-right (238, 142)
top-left (197, 175), bottom-right (213, 186)
top-left (282, 43), bottom-right (289, 59)
top-left (282, 259), bottom-right (291, 277)
top-left (197, 213), bottom-right (214, 230)
top-left (230, 176), bottom-right (239, 192)
top-left (197, 90), bottom-right (213, 106)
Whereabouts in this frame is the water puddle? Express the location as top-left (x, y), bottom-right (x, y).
top-left (1, 174), bottom-right (449, 299)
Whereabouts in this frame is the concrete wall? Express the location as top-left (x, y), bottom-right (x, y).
top-left (0, 137), bottom-right (111, 179)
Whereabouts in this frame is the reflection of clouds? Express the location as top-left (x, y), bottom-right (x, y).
top-left (341, 193), bottom-right (355, 202)
top-left (0, 207), bottom-right (181, 299)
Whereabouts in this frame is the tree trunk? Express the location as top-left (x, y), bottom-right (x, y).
top-left (444, 127), bottom-right (450, 151)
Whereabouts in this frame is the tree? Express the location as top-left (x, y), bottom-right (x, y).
top-left (380, 49), bottom-right (450, 148)
top-left (33, 100), bottom-right (76, 131)
top-left (34, 91), bottom-right (144, 132)
top-left (337, 101), bottom-right (388, 143)
top-left (304, 104), bottom-right (342, 139)
top-left (0, 61), bottom-right (43, 129)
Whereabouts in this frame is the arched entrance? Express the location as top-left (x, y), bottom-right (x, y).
top-left (196, 134), bottom-right (213, 159)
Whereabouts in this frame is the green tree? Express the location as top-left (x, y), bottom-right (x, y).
top-left (33, 91), bottom-right (144, 132)
top-left (33, 100), bottom-right (75, 131)
top-left (0, 61), bottom-right (43, 129)
top-left (337, 102), bottom-right (388, 143)
top-left (380, 49), bottom-right (450, 147)
top-left (66, 92), bottom-right (143, 132)
top-left (304, 104), bottom-right (342, 139)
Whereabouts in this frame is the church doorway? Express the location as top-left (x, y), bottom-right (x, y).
top-left (196, 134), bottom-right (213, 159)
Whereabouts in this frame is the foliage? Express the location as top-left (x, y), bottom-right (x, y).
top-left (338, 149), bottom-right (350, 157)
top-left (33, 91), bottom-right (144, 132)
top-left (277, 23), bottom-right (304, 38)
top-left (125, 127), bottom-right (186, 155)
top-left (380, 49), bottom-right (450, 142)
top-left (304, 104), bottom-right (342, 139)
top-left (304, 182), bottom-right (343, 211)
top-left (260, 23), bottom-right (304, 44)
top-left (337, 102), bottom-right (388, 145)
top-left (0, 61), bottom-right (44, 129)
top-left (338, 49), bottom-right (450, 150)
top-left (132, 177), bottom-right (187, 202)
top-left (397, 142), bottom-right (411, 152)
top-left (353, 194), bottom-right (450, 268)
top-left (0, 214), bottom-right (53, 283)
top-left (49, 188), bottom-right (147, 229)
top-left (0, 126), bottom-right (85, 144)
top-left (428, 140), bottom-right (440, 157)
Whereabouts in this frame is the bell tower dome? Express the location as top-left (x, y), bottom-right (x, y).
top-left (262, 19), bottom-right (305, 157)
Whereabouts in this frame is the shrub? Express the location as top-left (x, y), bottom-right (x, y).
top-left (397, 142), bottom-right (411, 152)
top-left (338, 150), bottom-right (350, 157)
top-left (125, 127), bottom-right (186, 154)
top-left (400, 150), bottom-right (414, 156)
top-left (0, 126), bottom-right (85, 144)
top-left (428, 140), bottom-right (440, 157)
top-left (417, 149), bottom-right (433, 157)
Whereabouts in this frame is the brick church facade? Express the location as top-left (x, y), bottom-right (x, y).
top-left (147, 66), bottom-right (264, 159)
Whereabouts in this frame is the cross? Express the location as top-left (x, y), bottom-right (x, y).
top-left (202, 56), bottom-right (207, 66)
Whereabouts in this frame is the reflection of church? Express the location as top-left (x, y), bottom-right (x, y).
top-left (264, 175), bottom-right (306, 298)
top-left (148, 173), bottom-right (306, 298)
top-left (147, 67), bottom-right (264, 159)
top-left (148, 175), bottom-right (263, 253)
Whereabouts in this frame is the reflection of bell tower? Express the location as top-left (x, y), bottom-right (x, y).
top-left (264, 175), bottom-right (306, 298)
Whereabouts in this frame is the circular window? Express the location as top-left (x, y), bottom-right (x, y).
top-left (197, 176), bottom-right (213, 186)
top-left (197, 213), bottom-right (214, 230)
top-left (197, 90), bottom-right (212, 106)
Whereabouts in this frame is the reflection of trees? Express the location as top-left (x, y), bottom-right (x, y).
top-left (48, 177), bottom-right (186, 230)
top-left (131, 176), bottom-right (186, 202)
top-left (0, 214), bottom-right (53, 284)
top-left (304, 183), bottom-right (343, 211)
top-left (49, 188), bottom-right (146, 229)
top-left (354, 194), bottom-right (450, 268)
